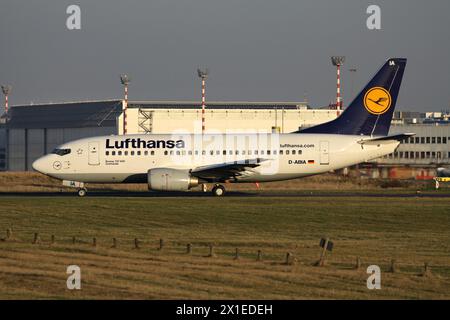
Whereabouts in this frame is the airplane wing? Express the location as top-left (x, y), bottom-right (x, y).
top-left (358, 133), bottom-right (415, 145)
top-left (191, 158), bottom-right (267, 182)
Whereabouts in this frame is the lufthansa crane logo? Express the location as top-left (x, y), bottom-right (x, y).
top-left (363, 87), bottom-right (392, 115)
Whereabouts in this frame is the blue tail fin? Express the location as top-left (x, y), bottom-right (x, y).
top-left (298, 58), bottom-right (407, 136)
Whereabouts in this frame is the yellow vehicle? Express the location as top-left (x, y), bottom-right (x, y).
top-left (434, 168), bottom-right (450, 189)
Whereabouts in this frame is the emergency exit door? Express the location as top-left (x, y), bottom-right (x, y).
top-left (320, 141), bottom-right (329, 165)
top-left (88, 141), bottom-right (100, 165)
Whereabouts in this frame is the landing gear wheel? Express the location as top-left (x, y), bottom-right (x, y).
top-left (78, 188), bottom-right (87, 197)
top-left (211, 184), bottom-right (225, 197)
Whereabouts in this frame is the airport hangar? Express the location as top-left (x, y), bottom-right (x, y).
top-left (0, 99), bottom-right (337, 171)
top-left (0, 100), bottom-right (449, 180)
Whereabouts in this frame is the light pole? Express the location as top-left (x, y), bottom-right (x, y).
top-left (120, 75), bottom-right (130, 135)
top-left (331, 56), bottom-right (345, 112)
top-left (1, 85), bottom-right (12, 119)
top-left (197, 68), bottom-right (209, 193)
top-left (197, 68), bottom-right (208, 135)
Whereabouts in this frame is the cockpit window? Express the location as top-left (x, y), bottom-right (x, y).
top-left (52, 148), bottom-right (71, 156)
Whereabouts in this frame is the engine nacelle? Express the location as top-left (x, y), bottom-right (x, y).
top-left (148, 168), bottom-right (199, 191)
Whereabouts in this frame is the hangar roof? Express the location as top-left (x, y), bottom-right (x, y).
top-left (2, 99), bottom-right (309, 129)
top-left (128, 101), bottom-right (308, 110)
top-left (4, 100), bottom-right (122, 129)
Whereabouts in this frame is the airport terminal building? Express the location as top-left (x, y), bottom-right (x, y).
top-left (0, 99), bottom-right (449, 176)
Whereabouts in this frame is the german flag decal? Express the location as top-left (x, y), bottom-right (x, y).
top-left (308, 160), bottom-right (315, 164)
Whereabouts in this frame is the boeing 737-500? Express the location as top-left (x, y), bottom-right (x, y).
top-left (32, 58), bottom-right (413, 196)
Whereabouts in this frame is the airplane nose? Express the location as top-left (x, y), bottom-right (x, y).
top-left (32, 157), bottom-right (46, 173)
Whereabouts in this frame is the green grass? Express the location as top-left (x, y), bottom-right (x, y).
top-left (0, 195), bottom-right (449, 299)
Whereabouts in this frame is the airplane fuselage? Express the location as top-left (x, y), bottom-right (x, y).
top-left (32, 133), bottom-right (399, 184)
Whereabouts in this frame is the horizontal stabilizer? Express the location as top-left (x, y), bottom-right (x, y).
top-left (358, 133), bottom-right (415, 145)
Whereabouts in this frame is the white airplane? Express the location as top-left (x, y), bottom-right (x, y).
top-left (33, 58), bottom-right (412, 196)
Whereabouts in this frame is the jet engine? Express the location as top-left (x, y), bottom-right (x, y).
top-left (148, 168), bottom-right (199, 191)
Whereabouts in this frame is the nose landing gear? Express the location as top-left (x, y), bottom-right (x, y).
top-left (211, 184), bottom-right (225, 197)
top-left (77, 188), bottom-right (87, 197)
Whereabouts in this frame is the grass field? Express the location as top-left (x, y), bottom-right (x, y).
top-left (0, 194), bottom-right (449, 299)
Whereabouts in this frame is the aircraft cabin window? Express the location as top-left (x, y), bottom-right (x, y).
top-left (267, 150), bottom-right (271, 155)
top-left (223, 150), bottom-right (227, 155)
top-left (261, 150), bottom-right (265, 155)
top-left (151, 151), bottom-right (155, 156)
top-left (273, 150), bottom-right (277, 155)
top-left (105, 151), bottom-right (109, 156)
top-left (254, 150), bottom-right (258, 155)
top-left (112, 151), bottom-right (116, 156)
top-left (118, 151), bottom-right (122, 156)
top-left (164, 151), bottom-right (168, 156)
top-left (292, 150), bottom-right (296, 155)
top-left (279, 150), bottom-right (283, 155)
top-left (131, 151), bottom-right (135, 156)
top-left (144, 151), bottom-right (148, 156)
top-left (137, 151), bottom-right (141, 156)
top-left (124, 151), bottom-right (128, 156)
top-left (52, 148), bottom-right (71, 156)
top-left (188, 151), bottom-right (193, 155)
top-left (285, 150), bottom-right (289, 155)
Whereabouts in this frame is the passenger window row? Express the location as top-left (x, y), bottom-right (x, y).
top-left (105, 149), bottom-right (304, 156)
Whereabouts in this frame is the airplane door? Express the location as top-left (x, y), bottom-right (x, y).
top-left (320, 141), bottom-right (329, 165)
top-left (88, 142), bottom-right (100, 166)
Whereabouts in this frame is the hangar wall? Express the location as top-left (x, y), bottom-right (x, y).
top-left (7, 127), bottom-right (116, 171)
top-left (119, 105), bottom-right (338, 134)
top-left (4, 100), bottom-right (121, 171)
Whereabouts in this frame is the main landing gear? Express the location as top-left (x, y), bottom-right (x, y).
top-left (77, 188), bottom-right (88, 197)
top-left (211, 184), bottom-right (225, 197)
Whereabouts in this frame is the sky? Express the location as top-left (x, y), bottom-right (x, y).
top-left (1, 0), bottom-right (449, 112)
